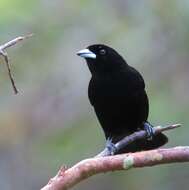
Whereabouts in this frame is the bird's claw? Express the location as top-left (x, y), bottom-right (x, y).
top-left (106, 138), bottom-right (117, 155)
top-left (143, 122), bottom-right (154, 141)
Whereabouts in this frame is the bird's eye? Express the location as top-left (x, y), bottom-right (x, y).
top-left (99, 49), bottom-right (106, 55)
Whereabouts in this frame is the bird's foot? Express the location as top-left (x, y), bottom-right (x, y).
top-left (105, 138), bottom-right (117, 155)
top-left (143, 122), bottom-right (155, 141)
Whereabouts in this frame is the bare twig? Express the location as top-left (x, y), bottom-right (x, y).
top-left (41, 146), bottom-right (189, 190)
top-left (0, 34), bottom-right (33, 94)
top-left (96, 124), bottom-right (181, 157)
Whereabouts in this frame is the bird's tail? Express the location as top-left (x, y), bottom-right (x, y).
top-left (117, 133), bottom-right (168, 154)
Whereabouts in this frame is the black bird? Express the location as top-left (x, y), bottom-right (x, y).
top-left (77, 44), bottom-right (168, 154)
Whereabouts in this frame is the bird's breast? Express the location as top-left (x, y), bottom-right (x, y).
top-left (88, 75), bottom-right (133, 106)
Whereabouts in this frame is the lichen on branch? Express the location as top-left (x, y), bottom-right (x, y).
top-left (41, 146), bottom-right (189, 190)
top-left (41, 124), bottom-right (188, 190)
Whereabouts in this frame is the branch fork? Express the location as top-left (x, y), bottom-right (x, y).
top-left (0, 34), bottom-right (33, 94)
top-left (41, 123), bottom-right (187, 190)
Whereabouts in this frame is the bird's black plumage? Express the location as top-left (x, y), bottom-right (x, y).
top-left (77, 44), bottom-right (168, 153)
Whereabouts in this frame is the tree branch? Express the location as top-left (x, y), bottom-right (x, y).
top-left (97, 123), bottom-right (181, 157)
top-left (41, 146), bottom-right (189, 190)
top-left (41, 124), bottom-right (187, 190)
top-left (0, 34), bottom-right (33, 94)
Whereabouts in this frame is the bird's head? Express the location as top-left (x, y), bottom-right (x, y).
top-left (77, 44), bottom-right (127, 75)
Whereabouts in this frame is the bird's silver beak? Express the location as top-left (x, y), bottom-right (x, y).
top-left (77, 49), bottom-right (96, 59)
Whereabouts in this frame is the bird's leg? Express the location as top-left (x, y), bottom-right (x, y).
top-left (105, 137), bottom-right (117, 155)
top-left (143, 122), bottom-right (155, 140)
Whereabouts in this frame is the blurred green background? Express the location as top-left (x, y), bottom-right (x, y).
top-left (0, 0), bottom-right (188, 189)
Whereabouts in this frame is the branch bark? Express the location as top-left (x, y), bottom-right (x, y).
top-left (41, 124), bottom-right (187, 190)
top-left (41, 146), bottom-right (189, 190)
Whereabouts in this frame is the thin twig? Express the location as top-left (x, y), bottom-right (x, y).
top-left (0, 34), bottom-right (33, 94)
top-left (0, 34), bottom-right (33, 50)
top-left (96, 124), bottom-right (181, 157)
